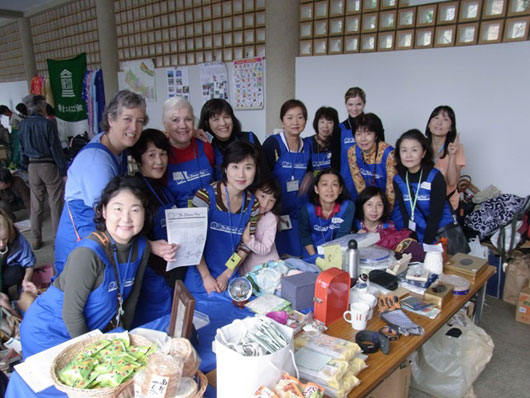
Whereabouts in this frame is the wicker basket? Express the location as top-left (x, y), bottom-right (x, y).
top-left (50, 333), bottom-right (153, 398)
top-left (192, 370), bottom-right (208, 398)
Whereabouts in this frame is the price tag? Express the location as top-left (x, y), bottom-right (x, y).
top-left (225, 252), bottom-right (242, 270)
top-left (317, 244), bottom-right (342, 271)
top-left (408, 220), bottom-right (416, 231)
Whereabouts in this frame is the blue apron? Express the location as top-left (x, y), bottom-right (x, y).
top-left (54, 143), bottom-right (128, 276)
top-left (304, 135), bottom-right (331, 172)
top-left (132, 177), bottom-right (175, 328)
top-left (272, 134), bottom-right (311, 257)
top-left (355, 144), bottom-right (393, 195)
top-left (213, 132), bottom-right (255, 180)
top-left (303, 200), bottom-right (352, 256)
top-left (184, 184), bottom-right (255, 294)
top-left (393, 168), bottom-right (455, 243)
top-left (167, 139), bottom-right (213, 208)
top-left (20, 236), bottom-right (146, 358)
top-left (338, 122), bottom-right (357, 201)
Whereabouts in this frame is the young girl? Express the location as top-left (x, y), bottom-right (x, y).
top-left (392, 130), bottom-right (462, 252)
top-left (354, 187), bottom-right (394, 233)
top-left (425, 105), bottom-right (466, 210)
top-left (185, 141), bottom-right (260, 295)
top-left (298, 168), bottom-right (355, 256)
top-left (240, 179), bottom-right (282, 275)
top-left (0, 209), bottom-right (35, 298)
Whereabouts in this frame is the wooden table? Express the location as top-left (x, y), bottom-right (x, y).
top-left (206, 266), bottom-right (496, 397)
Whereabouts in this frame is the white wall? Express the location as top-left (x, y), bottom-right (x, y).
top-left (295, 41), bottom-right (530, 197)
top-left (119, 61), bottom-right (267, 142)
top-left (0, 80), bottom-right (29, 129)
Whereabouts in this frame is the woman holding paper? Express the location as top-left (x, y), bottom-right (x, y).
top-left (20, 176), bottom-right (154, 358)
top-left (185, 141), bottom-right (260, 295)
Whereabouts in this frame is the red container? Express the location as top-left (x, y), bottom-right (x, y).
top-left (314, 268), bottom-right (350, 325)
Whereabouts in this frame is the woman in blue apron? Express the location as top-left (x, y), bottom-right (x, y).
top-left (262, 100), bottom-right (312, 257)
top-left (347, 113), bottom-right (396, 210)
top-left (19, 176), bottom-right (153, 358)
top-left (198, 98), bottom-right (266, 180)
top-left (354, 186), bottom-right (395, 233)
top-left (304, 106), bottom-right (339, 174)
top-left (185, 141), bottom-right (259, 295)
top-left (130, 129), bottom-right (177, 327)
top-left (164, 97), bottom-right (214, 208)
top-left (53, 90), bottom-right (148, 276)
top-left (391, 130), bottom-right (465, 254)
top-left (298, 169), bottom-right (354, 257)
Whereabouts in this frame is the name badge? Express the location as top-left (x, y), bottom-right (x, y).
top-left (278, 215), bottom-right (292, 231)
top-left (187, 199), bottom-right (193, 208)
top-left (420, 181), bottom-right (431, 190)
top-left (286, 179), bottom-right (299, 192)
top-left (408, 220), bottom-right (417, 231)
top-left (225, 252), bottom-right (242, 270)
top-left (331, 217), bottom-right (344, 224)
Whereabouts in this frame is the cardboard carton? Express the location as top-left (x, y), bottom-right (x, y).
top-left (515, 286), bottom-right (530, 325)
top-left (367, 361), bottom-right (411, 398)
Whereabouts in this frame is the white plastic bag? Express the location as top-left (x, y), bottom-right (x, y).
top-left (409, 312), bottom-right (494, 398)
top-left (213, 316), bottom-right (296, 398)
top-left (467, 237), bottom-right (488, 259)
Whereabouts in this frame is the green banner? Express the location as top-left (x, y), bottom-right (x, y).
top-left (47, 53), bottom-right (87, 122)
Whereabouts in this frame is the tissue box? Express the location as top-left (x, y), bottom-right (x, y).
top-left (281, 272), bottom-right (318, 311)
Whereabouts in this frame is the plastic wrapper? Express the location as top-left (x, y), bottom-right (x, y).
top-left (295, 347), bottom-right (349, 389)
top-left (254, 385), bottom-right (279, 397)
top-left (164, 337), bottom-right (200, 377)
top-left (80, 339), bottom-right (112, 357)
top-left (274, 373), bottom-right (324, 398)
top-left (141, 353), bottom-right (183, 397)
top-left (90, 360), bottom-right (138, 388)
top-left (174, 377), bottom-right (198, 398)
top-left (294, 331), bottom-right (360, 361)
top-left (58, 356), bottom-right (96, 387)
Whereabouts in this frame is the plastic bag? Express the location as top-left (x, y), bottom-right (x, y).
top-left (409, 311), bottom-right (493, 398)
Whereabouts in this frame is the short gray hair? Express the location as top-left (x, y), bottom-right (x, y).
top-left (162, 97), bottom-right (194, 128)
top-left (24, 95), bottom-right (46, 115)
top-left (99, 90), bottom-right (148, 133)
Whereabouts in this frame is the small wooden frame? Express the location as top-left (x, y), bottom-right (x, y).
top-left (379, 10), bottom-right (397, 30)
top-left (330, 0), bottom-right (346, 17)
top-left (363, 0), bottom-right (379, 12)
top-left (345, 0), bottom-right (362, 14)
top-left (417, 4), bottom-right (437, 27)
top-left (345, 15), bottom-right (361, 33)
top-left (415, 28), bottom-right (434, 48)
top-left (503, 16), bottom-right (530, 40)
top-left (398, 7), bottom-right (416, 28)
top-left (344, 35), bottom-right (360, 52)
top-left (459, 0), bottom-right (482, 22)
top-left (457, 22), bottom-right (479, 45)
top-left (479, 20), bottom-right (504, 43)
top-left (483, 0), bottom-right (507, 19)
top-left (328, 37), bottom-right (344, 53)
top-left (360, 33), bottom-right (377, 52)
top-left (168, 281), bottom-right (195, 339)
top-left (362, 13), bottom-right (378, 32)
top-left (438, 1), bottom-right (458, 24)
top-left (508, 0), bottom-right (530, 16)
top-left (381, 0), bottom-right (398, 10)
top-left (378, 31), bottom-right (395, 51)
top-left (396, 29), bottom-right (414, 50)
top-left (435, 25), bottom-right (456, 47)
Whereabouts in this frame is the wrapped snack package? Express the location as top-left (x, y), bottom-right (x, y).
top-left (58, 357), bottom-right (97, 387)
top-left (294, 332), bottom-right (360, 361)
top-left (295, 347), bottom-right (349, 389)
top-left (254, 385), bottom-right (280, 398)
top-left (164, 337), bottom-right (200, 377)
top-left (174, 377), bottom-right (198, 398)
top-left (80, 340), bottom-right (112, 357)
top-left (274, 374), bottom-right (324, 398)
top-left (141, 353), bottom-right (183, 397)
top-left (348, 356), bottom-right (367, 376)
top-left (90, 361), bottom-right (138, 388)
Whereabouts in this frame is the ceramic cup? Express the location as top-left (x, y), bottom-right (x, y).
top-left (358, 292), bottom-right (377, 320)
top-left (343, 302), bottom-right (370, 330)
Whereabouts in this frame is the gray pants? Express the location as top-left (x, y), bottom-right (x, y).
top-left (28, 163), bottom-right (64, 242)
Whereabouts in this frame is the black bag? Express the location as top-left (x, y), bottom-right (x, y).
top-left (436, 223), bottom-right (470, 255)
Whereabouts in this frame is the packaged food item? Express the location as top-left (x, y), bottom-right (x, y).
top-left (274, 373), bottom-right (324, 398)
top-left (58, 356), bottom-right (97, 387)
top-left (141, 353), bottom-right (183, 397)
top-left (348, 356), bottom-right (367, 376)
top-left (295, 347), bottom-right (350, 389)
top-left (294, 332), bottom-right (360, 361)
top-left (80, 339), bottom-right (112, 357)
top-left (164, 337), bottom-right (200, 377)
top-left (254, 385), bottom-right (279, 397)
top-left (174, 377), bottom-right (198, 398)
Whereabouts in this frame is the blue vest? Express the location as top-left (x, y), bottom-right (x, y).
top-left (184, 184), bottom-right (255, 294)
top-left (54, 143), bottom-right (128, 276)
top-left (338, 122), bottom-right (357, 200)
top-left (304, 135), bottom-right (331, 172)
top-left (393, 168), bottom-right (455, 243)
top-left (271, 134), bottom-right (311, 257)
top-left (213, 132), bottom-right (255, 180)
top-left (306, 200), bottom-right (352, 252)
top-left (142, 176), bottom-right (177, 241)
top-left (167, 139), bottom-right (213, 208)
top-left (355, 144), bottom-right (393, 194)
top-left (20, 236), bottom-right (147, 358)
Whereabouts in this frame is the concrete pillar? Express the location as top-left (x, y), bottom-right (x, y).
top-left (95, 0), bottom-right (119, 102)
top-left (18, 17), bottom-right (37, 91)
top-left (265, 0), bottom-right (299, 134)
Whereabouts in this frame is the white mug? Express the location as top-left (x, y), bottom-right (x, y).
top-left (343, 302), bottom-right (370, 330)
top-left (357, 292), bottom-right (377, 320)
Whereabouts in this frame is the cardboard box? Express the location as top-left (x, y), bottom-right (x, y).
top-left (368, 361), bottom-right (411, 398)
top-left (280, 272), bottom-right (318, 311)
top-left (515, 286), bottom-right (530, 325)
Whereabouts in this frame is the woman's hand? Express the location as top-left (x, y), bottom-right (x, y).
top-left (216, 268), bottom-right (234, 292)
top-left (202, 274), bottom-right (221, 294)
top-left (150, 240), bottom-right (179, 261)
top-left (447, 134), bottom-right (460, 157)
top-left (242, 224), bottom-right (251, 244)
top-left (194, 128), bottom-right (209, 143)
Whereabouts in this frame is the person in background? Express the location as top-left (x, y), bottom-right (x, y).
top-left (392, 129), bottom-right (456, 246)
top-left (304, 106), bottom-right (339, 174)
top-left (20, 176), bottom-right (154, 358)
top-left (130, 129), bottom-right (177, 327)
top-left (298, 168), bottom-right (354, 257)
top-left (262, 99), bottom-right (312, 257)
top-left (0, 168), bottom-right (30, 222)
top-left (347, 113), bottom-right (396, 206)
top-left (0, 209), bottom-right (35, 299)
top-left (240, 178), bottom-right (282, 275)
top-left (164, 97), bottom-right (214, 208)
top-left (0, 105), bottom-right (23, 168)
top-left (185, 141), bottom-right (260, 295)
top-left (425, 105), bottom-right (466, 211)
top-left (15, 103), bottom-right (27, 118)
top-left (330, 87), bottom-right (369, 199)
top-left (19, 95), bottom-right (67, 250)
top-left (354, 186), bottom-right (394, 233)
top-left (198, 98), bottom-right (266, 180)
top-left (45, 104), bottom-right (58, 129)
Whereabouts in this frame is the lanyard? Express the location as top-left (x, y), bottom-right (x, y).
top-left (109, 237), bottom-right (135, 327)
top-left (434, 144), bottom-right (444, 163)
top-left (142, 175), bottom-right (171, 206)
top-left (282, 131), bottom-right (302, 181)
top-left (405, 169), bottom-right (423, 222)
top-left (224, 185), bottom-right (247, 252)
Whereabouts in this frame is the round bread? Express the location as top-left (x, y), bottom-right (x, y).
top-left (167, 338), bottom-right (200, 376)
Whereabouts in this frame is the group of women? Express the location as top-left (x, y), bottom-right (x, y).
top-left (16, 86), bottom-right (467, 365)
